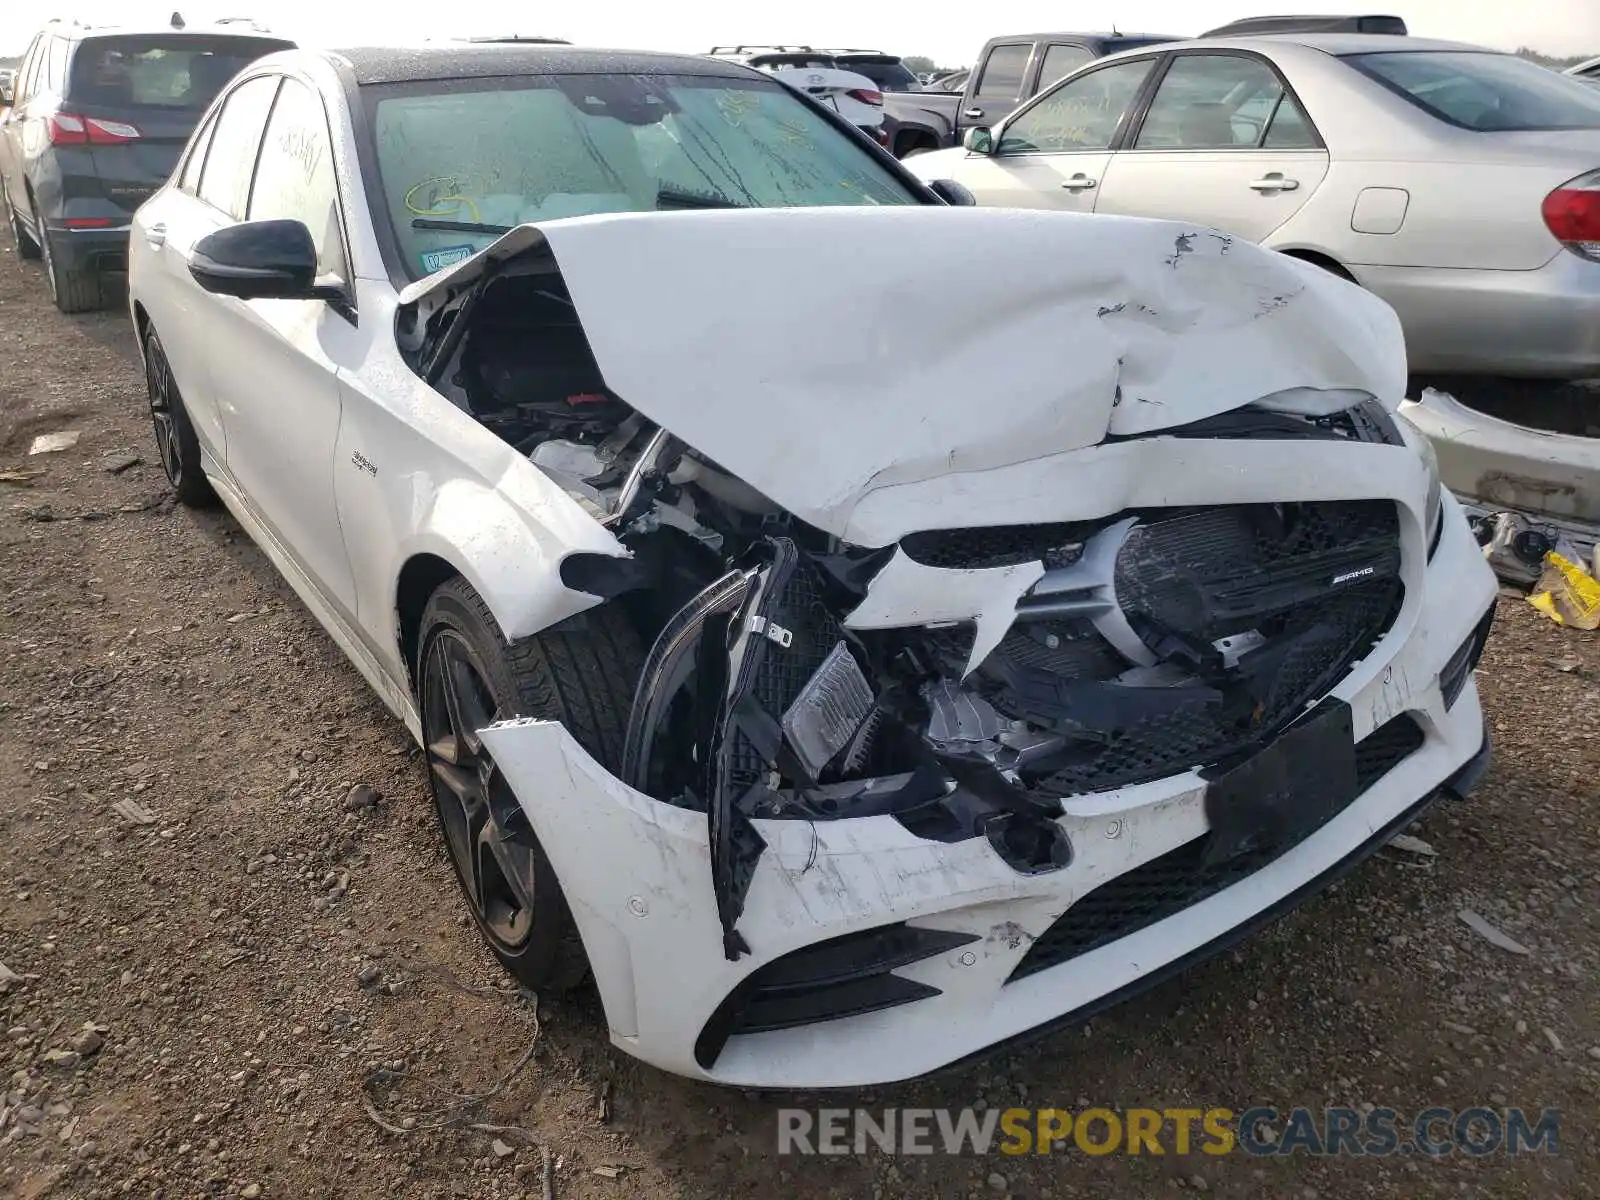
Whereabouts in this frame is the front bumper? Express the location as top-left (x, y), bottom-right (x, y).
top-left (480, 493), bottom-right (1496, 1087)
top-left (1400, 386), bottom-right (1600, 561)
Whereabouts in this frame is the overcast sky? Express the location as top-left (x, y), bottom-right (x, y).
top-left (3, 1), bottom-right (1596, 63)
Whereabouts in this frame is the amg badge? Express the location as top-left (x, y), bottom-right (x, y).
top-left (1331, 566), bottom-right (1375, 585)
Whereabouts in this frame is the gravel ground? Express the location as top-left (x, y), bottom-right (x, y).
top-left (0, 239), bottom-right (1597, 1200)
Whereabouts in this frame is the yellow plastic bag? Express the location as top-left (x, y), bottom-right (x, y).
top-left (1528, 551), bottom-right (1600, 630)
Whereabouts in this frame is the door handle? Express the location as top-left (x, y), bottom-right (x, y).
top-left (964, 107), bottom-right (985, 119)
top-left (145, 222), bottom-right (167, 248)
top-left (1062, 174), bottom-right (1097, 190)
top-left (1248, 174), bottom-right (1299, 192)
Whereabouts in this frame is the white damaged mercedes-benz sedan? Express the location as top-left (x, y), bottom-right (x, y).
top-left (127, 43), bottom-right (1498, 1087)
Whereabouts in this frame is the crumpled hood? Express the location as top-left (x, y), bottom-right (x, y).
top-left (400, 206), bottom-right (1406, 539)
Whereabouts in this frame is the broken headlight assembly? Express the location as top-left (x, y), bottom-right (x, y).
top-left (1397, 412), bottom-right (1444, 559)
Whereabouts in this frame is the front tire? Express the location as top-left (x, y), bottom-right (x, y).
top-left (418, 578), bottom-right (641, 992)
top-left (144, 327), bottom-right (216, 508)
top-left (39, 223), bottom-right (104, 313)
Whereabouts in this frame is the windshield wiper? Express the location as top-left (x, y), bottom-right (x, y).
top-left (656, 186), bottom-right (746, 210)
top-left (411, 217), bottom-right (515, 235)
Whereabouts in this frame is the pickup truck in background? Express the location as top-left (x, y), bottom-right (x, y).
top-left (884, 31), bottom-right (1181, 157)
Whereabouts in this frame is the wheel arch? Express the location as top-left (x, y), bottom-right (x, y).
top-left (390, 483), bottom-right (630, 694)
top-left (1277, 246), bottom-right (1358, 284)
top-left (395, 551), bottom-right (461, 690)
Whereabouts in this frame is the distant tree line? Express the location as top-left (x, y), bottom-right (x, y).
top-left (1516, 46), bottom-right (1595, 68)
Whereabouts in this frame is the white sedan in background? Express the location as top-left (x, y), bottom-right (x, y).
top-left (906, 33), bottom-right (1600, 384)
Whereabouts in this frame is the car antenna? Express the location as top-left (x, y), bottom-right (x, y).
top-left (1111, 21), bottom-right (1122, 35)
top-left (171, 10), bottom-right (186, 28)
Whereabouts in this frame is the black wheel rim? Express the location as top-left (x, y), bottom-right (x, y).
top-left (144, 339), bottom-right (183, 486)
top-left (421, 631), bottom-right (537, 950)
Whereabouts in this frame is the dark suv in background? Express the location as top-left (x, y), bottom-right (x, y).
top-left (0, 16), bottom-right (292, 311)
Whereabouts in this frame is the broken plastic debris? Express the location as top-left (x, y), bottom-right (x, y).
top-left (1458, 909), bottom-right (1531, 955)
top-left (1528, 551), bottom-right (1600, 630)
top-left (27, 430), bottom-right (81, 455)
top-left (1481, 512), bottom-right (1552, 587)
top-left (0, 962), bottom-right (20, 984)
top-left (593, 1165), bottom-right (625, 1179)
top-left (1388, 833), bottom-right (1437, 857)
top-left (111, 798), bottom-right (159, 826)
top-left (0, 468), bottom-right (45, 485)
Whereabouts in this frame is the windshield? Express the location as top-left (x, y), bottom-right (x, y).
top-left (365, 72), bottom-right (920, 280)
top-left (839, 59), bottom-right (921, 91)
top-left (67, 35), bottom-right (291, 110)
top-left (1348, 51), bottom-right (1600, 131)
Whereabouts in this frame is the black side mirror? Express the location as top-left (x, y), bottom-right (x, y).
top-left (189, 219), bottom-right (329, 300)
top-left (928, 179), bottom-right (976, 207)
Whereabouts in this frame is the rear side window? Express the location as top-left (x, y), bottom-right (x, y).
top-left (975, 44), bottom-right (1031, 100)
top-left (179, 113), bottom-right (217, 193)
top-left (47, 37), bottom-right (70, 93)
top-left (1350, 51), bottom-right (1600, 131)
top-left (198, 75), bottom-right (279, 218)
top-left (1039, 45), bottom-right (1094, 89)
top-left (67, 36), bottom-right (291, 111)
top-left (15, 37), bottom-right (43, 103)
top-left (1134, 54), bottom-right (1314, 150)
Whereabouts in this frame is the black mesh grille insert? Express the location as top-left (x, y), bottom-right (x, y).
top-left (900, 524), bottom-right (1092, 570)
top-left (1013, 501), bottom-right (1403, 796)
top-left (1440, 605), bottom-right (1495, 711)
top-left (1007, 713), bottom-right (1426, 983)
top-left (695, 924), bottom-right (978, 1067)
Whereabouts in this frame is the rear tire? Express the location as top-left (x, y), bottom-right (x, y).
top-left (4, 189), bottom-right (40, 261)
top-left (418, 578), bottom-right (642, 993)
top-left (39, 224), bottom-right (104, 313)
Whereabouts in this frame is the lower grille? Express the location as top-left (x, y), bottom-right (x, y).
top-left (1007, 713), bottom-right (1426, 983)
top-left (1441, 605), bottom-right (1495, 710)
top-left (695, 923), bottom-right (977, 1067)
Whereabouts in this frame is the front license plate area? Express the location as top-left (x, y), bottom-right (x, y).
top-left (1202, 699), bottom-right (1357, 867)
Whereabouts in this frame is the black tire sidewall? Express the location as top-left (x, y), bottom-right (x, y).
top-left (40, 224), bottom-right (103, 313)
top-left (144, 327), bottom-right (215, 508)
top-left (418, 581), bottom-right (578, 988)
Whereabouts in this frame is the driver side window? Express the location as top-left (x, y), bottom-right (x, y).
top-left (998, 59), bottom-right (1156, 155)
top-left (248, 77), bottom-right (345, 279)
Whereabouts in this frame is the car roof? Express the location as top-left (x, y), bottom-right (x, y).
top-left (328, 43), bottom-right (754, 85)
top-left (987, 31), bottom-right (1179, 44)
top-left (1132, 32), bottom-right (1486, 56)
top-left (42, 18), bottom-right (289, 43)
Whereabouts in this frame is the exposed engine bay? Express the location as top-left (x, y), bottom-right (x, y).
top-left (402, 260), bottom-right (1410, 960)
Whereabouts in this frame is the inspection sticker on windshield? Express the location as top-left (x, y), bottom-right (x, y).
top-left (419, 244), bottom-right (476, 274)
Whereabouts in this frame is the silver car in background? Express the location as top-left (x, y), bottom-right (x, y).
top-left (906, 34), bottom-right (1600, 382)
top-left (1567, 57), bottom-right (1600, 87)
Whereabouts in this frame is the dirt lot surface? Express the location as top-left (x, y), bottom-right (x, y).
top-left (1, 242), bottom-right (1598, 1200)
